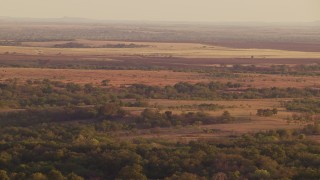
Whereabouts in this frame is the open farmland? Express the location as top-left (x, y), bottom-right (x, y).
top-left (1, 21), bottom-right (320, 52)
top-left (2, 40), bottom-right (320, 59)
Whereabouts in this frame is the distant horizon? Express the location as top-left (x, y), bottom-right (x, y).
top-left (1, 0), bottom-right (320, 23)
top-left (1, 16), bottom-right (320, 25)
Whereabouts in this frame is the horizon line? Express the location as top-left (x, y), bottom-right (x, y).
top-left (1, 16), bottom-right (320, 25)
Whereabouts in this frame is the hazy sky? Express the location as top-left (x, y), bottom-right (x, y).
top-left (1, 0), bottom-right (320, 22)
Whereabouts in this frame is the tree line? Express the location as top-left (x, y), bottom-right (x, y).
top-left (0, 124), bottom-right (319, 179)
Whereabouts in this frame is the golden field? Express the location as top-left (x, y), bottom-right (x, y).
top-left (1, 40), bottom-right (320, 59)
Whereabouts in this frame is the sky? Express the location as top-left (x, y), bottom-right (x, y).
top-left (1, 0), bottom-right (320, 22)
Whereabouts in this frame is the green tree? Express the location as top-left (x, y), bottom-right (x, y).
top-left (84, 83), bottom-right (95, 93)
top-left (10, 172), bottom-right (26, 180)
top-left (166, 172), bottom-right (205, 180)
top-left (30, 172), bottom-right (47, 180)
top-left (98, 103), bottom-right (121, 118)
top-left (66, 83), bottom-right (81, 93)
top-left (212, 172), bottom-right (228, 180)
top-left (67, 172), bottom-right (84, 180)
top-left (0, 170), bottom-right (9, 180)
top-left (101, 79), bottom-right (110, 86)
top-left (221, 111), bottom-right (232, 122)
top-left (272, 108), bottom-right (278, 115)
top-left (252, 169), bottom-right (270, 180)
top-left (116, 164), bottom-right (147, 180)
top-left (48, 169), bottom-right (64, 180)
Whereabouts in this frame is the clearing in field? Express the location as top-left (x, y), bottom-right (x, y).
top-left (118, 98), bottom-right (306, 141)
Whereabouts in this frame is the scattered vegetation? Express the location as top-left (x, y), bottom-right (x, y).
top-left (256, 108), bottom-right (278, 117)
top-left (285, 99), bottom-right (320, 113)
top-left (125, 82), bottom-right (320, 100)
top-left (0, 23), bottom-right (320, 179)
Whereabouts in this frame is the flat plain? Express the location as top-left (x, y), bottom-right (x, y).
top-left (0, 23), bottom-right (319, 141)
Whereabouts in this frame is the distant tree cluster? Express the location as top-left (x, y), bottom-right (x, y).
top-left (0, 79), bottom-right (117, 109)
top-left (285, 99), bottom-right (320, 113)
top-left (53, 42), bottom-right (90, 48)
top-left (0, 40), bottom-right (21, 46)
top-left (256, 108), bottom-right (278, 117)
top-left (52, 42), bottom-right (148, 49)
top-left (231, 64), bottom-right (320, 76)
top-left (125, 82), bottom-right (320, 100)
top-left (100, 43), bottom-right (148, 48)
top-left (136, 109), bottom-right (238, 128)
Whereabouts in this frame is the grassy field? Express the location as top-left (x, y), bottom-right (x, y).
top-left (118, 118), bottom-right (302, 142)
top-left (118, 98), bottom-right (307, 141)
top-left (0, 67), bottom-right (319, 88)
top-left (0, 68), bottom-right (206, 86)
top-left (2, 40), bottom-right (320, 59)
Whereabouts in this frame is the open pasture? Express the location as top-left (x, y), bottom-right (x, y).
top-left (118, 117), bottom-right (302, 142)
top-left (0, 40), bottom-right (318, 143)
top-left (147, 98), bottom-right (288, 117)
top-left (2, 40), bottom-right (320, 59)
top-left (0, 68), bottom-right (206, 86)
top-left (119, 98), bottom-right (306, 141)
top-left (0, 67), bottom-right (319, 88)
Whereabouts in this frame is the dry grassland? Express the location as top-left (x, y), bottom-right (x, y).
top-left (118, 117), bottom-right (302, 142)
top-left (0, 40), bottom-right (318, 142)
top-left (0, 68), bottom-right (206, 86)
top-left (2, 40), bottom-right (320, 59)
top-left (119, 98), bottom-right (302, 142)
top-left (147, 98), bottom-right (289, 117)
top-left (0, 67), bottom-right (318, 88)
